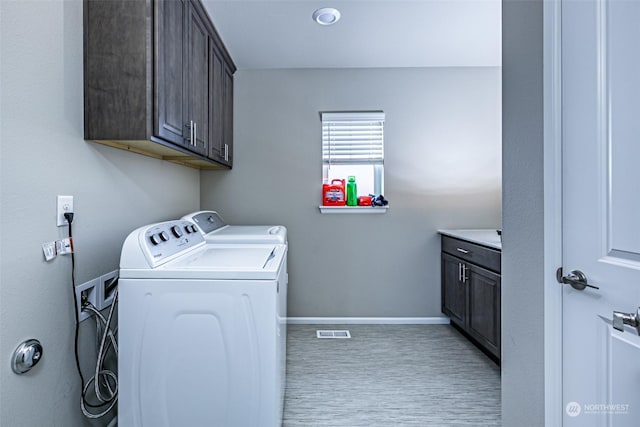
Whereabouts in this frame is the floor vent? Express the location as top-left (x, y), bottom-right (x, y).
top-left (316, 330), bottom-right (351, 339)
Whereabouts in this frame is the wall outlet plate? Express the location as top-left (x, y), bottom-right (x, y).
top-left (99, 270), bottom-right (119, 310)
top-left (57, 195), bottom-right (74, 227)
top-left (76, 278), bottom-right (99, 322)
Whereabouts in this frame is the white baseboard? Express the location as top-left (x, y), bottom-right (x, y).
top-left (286, 317), bottom-right (450, 325)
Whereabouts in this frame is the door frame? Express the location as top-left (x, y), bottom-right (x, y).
top-left (543, 0), bottom-right (563, 424)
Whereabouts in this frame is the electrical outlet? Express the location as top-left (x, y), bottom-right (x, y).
top-left (99, 270), bottom-right (119, 310)
top-left (76, 278), bottom-right (99, 322)
top-left (57, 195), bottom-right (74, 227)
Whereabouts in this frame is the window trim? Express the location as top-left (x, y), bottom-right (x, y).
top-left (320, 111), bottom-right (387, 214)
top-left (318, 205), bottom-right (389, 214)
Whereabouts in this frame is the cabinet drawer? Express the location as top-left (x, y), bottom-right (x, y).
top-left (441, 235), bottom-right (501, 273)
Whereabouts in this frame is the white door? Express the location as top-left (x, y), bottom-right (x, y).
top-left (562, 0), bottom-right (640, 425)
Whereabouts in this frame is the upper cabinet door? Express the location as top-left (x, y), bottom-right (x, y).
top-left (222, 64), bottom-right (234, 167)
top-left (186, 0), bottom-right (209, 156)
top-left (209, 48), bottom-right (224, 161)
top-left (155, 0), bottom-right (188, 146)
top-left (209, 45), bottom-right (233, 167)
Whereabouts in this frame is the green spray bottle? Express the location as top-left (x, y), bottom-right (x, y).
top-left (346, 176), bottom-right (358, 206)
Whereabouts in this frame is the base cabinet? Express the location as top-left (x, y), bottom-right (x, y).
top-left (441, 236), bottom-right (501, 361)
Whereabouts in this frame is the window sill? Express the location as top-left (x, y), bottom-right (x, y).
top-left (318, 205), bottom-right (389, 214)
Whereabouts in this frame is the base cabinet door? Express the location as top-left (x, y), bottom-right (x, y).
top-left (442, 253), bottom-right (466, 326)
top-left (467, 265), bottom-right (500, 358)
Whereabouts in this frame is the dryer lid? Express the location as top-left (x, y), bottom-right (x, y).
top-left (184, 210), bottom-right (287, 244)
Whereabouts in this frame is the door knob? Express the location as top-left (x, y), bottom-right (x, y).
top-left (556, 268), bottom-right (599, 291)
top-left (613, 307), bottom-right (640, 335)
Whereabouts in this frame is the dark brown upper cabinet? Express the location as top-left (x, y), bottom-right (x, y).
top-left (84, 0), bottom-right (236, 169)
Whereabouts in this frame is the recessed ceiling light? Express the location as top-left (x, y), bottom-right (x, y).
top-left (312, 7), bottom-right (341, 26)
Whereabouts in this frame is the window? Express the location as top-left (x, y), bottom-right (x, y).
top-left (322, 111), bottom-right (385, 197)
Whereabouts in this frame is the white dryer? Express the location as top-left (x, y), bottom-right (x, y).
top-left (119, 220), bottom-right (288, 427)
top-left (182, 210), bottom-right (287, 244)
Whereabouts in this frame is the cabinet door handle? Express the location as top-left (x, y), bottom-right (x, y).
top-left (458, 263), bottom-right (462, 282)
top-left (461, 264), bottom-right (467, 282)
top-left (193, 121), bottom-right (197, 147)
top-left (456, 248), bottom-right (470, 254)
top-left (224, 143), bottom-right (229, 161)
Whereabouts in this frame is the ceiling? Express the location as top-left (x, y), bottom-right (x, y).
top-left (201, 0), bottom-right (502, 70)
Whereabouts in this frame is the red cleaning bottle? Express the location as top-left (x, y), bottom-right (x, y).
top-left (323, 179), bottom-right (346, 206)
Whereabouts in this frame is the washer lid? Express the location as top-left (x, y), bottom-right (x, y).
top-left (121, 244), bottom-right (286, 280)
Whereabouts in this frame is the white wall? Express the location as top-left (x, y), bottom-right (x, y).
top-left (201, 67), bottom-right (502, 318)
top-left (501, 0), bottom-right (545, 424)
top-left (0, 1), bottom-right (200, 425)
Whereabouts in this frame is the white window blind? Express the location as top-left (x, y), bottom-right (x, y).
top-left (322, 112), bottom-right (385, 165)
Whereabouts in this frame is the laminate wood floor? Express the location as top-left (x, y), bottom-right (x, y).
top-left (283, 324), bottom-right (501, 427)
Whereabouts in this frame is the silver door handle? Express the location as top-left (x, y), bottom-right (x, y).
top-left (193, 121), bottom-right (197, 146)
top-left (613, 307), bottom-right (640, 335)
top-left (556, 268), bottom-right (599, 291)
top-left (224, 143), bottom-right (229, 161)
top-left (456, 248), bottom-right (470, 254)
top-left (457, 263), bottom-right (467, 282)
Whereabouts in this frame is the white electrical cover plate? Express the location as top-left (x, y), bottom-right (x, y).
top-left (57, 195), bottom-right (74, 226)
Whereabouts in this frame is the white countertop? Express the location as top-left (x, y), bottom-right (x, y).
top-left (438, 229), bottom-right (502, 250)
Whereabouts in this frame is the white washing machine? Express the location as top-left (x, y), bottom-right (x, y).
top-left (119, 220), bottom-right (288, 427)
top-left (182, 210), bottom-right (287, 244)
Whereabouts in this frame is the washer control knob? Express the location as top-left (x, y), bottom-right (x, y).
top-left (159, 231), bottom-right (170, 242)
top-left (184, 226), bottom-right (192, 234)
top-left (171, 226), bottom-right (183, 238)
top-left (150, 234), bottom-right (161, 245)
top-left (190, 225), bottom-right (198, 233)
